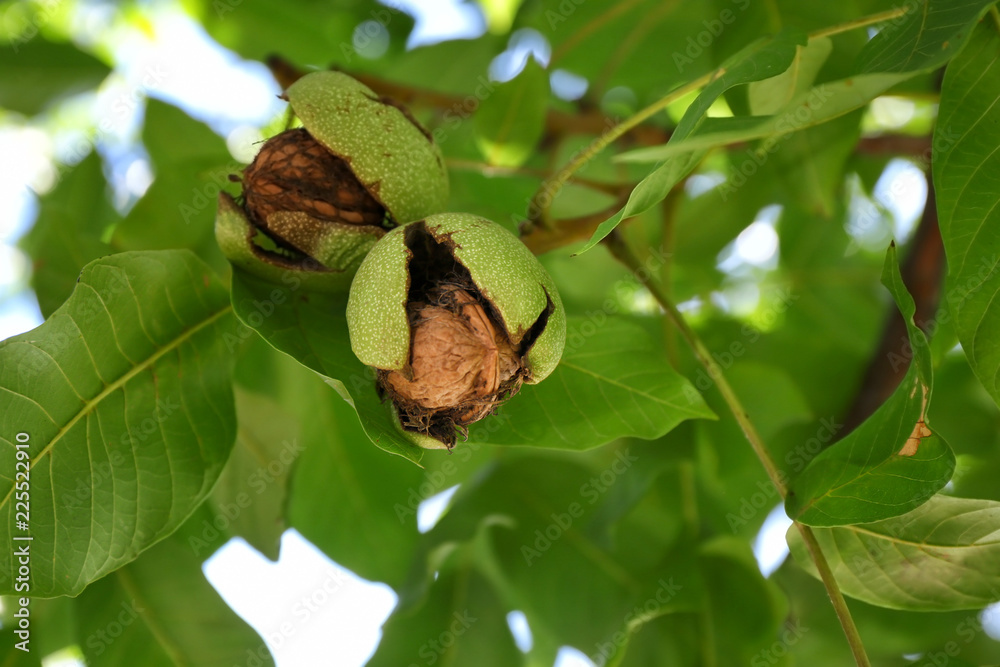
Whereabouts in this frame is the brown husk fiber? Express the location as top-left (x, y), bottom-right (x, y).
top-left (241, 128), bottom-right (388, 253)
top-left (378, 224), bottom-right (529, 448)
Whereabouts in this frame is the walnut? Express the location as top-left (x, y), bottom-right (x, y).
top-left (384, 286), bottom-right (522, 437)
top-left (214, 71), bottom-right (448, 293)
top-left (242, 128), bottom-right (388, 236)
top-left (347, 214), bottom-right (567, 449)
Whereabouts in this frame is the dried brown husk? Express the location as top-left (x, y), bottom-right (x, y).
top-left (241, 128), bottom-right (389, 255)
top-left (375, 222), bottom-right (540, 448)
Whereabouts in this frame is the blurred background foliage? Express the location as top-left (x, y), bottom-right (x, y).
top-left (2, 0), bottom-right (1000, 665)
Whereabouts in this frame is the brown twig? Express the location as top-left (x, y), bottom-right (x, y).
top-left (265, 54), bottom-right (941, 258)
top-left (520, 194), bottom-right (630, 255)
top-left (266, 54), bottom-right (936, 160)
top-left (265, 55), bottom-right (666, 145)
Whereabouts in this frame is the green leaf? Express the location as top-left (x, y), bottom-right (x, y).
top-left (371, 36), bottom-right (506, 96)
top-left (466, 316), bottom-right (716, 449)
top-left (228, 269), bottom-right (423, 463)
top-left (202, 0), bottom-right (412, 71)
top-left (75, 520), bottom-right (274, 666)
top-left (568, 544), bottom-right (700, 667)
top-left (474, 57), bottom-right (550, 167)
top-left (617, 4), bottom-right (991, 174)
top-left (367, 547), bottom-right (524, 667)
top-left (0, 39), bottom-right (110, 115)
top-left (210, 387), bottom-right (300, 561)
top-left (233, 272), bottom-right (711, 456)
top-left (772, 564), bottom-right (1000, 666)
top-left (609, 613), bottom-right (701, 667)
top-left (24, 596), bottom-right (76, 659)
top-left (113, 101), bottom-right (234, 256)
top-left (934, 20), bottom-right (1000, 411)
top-left (699, 537), bottom-right (789, 665)
top-left (676, 30), bottom-right (809, 142)
top-left (615, 73), bottom-right (911, 165)
top-left (855, 0), bottom-right (996, 74)
top-left (0, 250), bottom-right (236, 597)
top-left (785, 245), bottom-right (954, 526)
top-left (615, 0), bottom-right (992, 170)
top-left (787, 494), bottom-right (1000, 611)
top-left (515, 1), bottom-right (726, 101)
top-left (749, 36), bottom-right (833, 115)
top-left (0, 627), bottom-right (42, 666)
top-left (771, 111), bottom-right (862, 219)
top-left (422, 455), bottom-right (693, 653)
top-left (18, 152), bottom-right (116, 318)
top-left (283, 353), bottom-right (427, 587)
top-left (727, 362), bottom-right (812, 441)
top-left (575, 29), bottom-right (806, 254)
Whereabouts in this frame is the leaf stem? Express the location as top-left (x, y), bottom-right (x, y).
top-left (794, 524), bottom-right (871, 667)
top-left (603, 231), bottom-right (871, 667)
top-left (445, 158), bottom-right (622, 196)
top-left (527, 69), bottom-right (721, 229)
top-left (526, 6), bottom-right (912, 234)
top-left (810, 6), bottom-right (911, 39)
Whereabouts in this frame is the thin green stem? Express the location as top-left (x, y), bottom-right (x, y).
top-left (603, 231), bottom-right (871, 667)
top-left (528, 69), bottom-right (720, 229)
top-left (810, 6), bottom-right (911, 39)
top-left (528, 7), bottom-right (914, 234)
top-left (699, 605), bottom-right (718, 667)
top-left (795, 523), bottom-right (871, 667)
top-left (445, 158), bottom-right (621, 196)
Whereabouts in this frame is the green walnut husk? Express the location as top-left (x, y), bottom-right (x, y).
top-left (347, 213), bottom-right (566, 449)
top-left (215, 71), bottom-right (449, 292)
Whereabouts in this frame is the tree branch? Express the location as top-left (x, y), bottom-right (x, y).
top-left (603, 230), bottom-right (872, 667)
top-left (265, 54), bottom-right (941, 259)
top-left (266, 55), bottom-right (931, 161)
